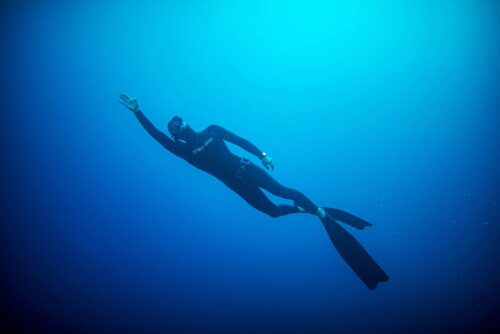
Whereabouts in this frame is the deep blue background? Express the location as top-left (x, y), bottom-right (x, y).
top-left (1, 1), bottom-right (499, 333)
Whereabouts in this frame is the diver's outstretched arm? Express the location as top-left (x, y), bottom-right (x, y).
top-left (208, 124), bottom-right (276, 170)
top-left (118, 93), bottom-right (179, 154)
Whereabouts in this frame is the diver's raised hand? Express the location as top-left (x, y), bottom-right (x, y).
top-left (119, 93), bottom-right (141, 113)
top-left (261, 153), bottom-right (275, 171)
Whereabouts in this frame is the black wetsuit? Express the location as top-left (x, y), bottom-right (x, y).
top-left (135, 111), bottom-right (318, 217)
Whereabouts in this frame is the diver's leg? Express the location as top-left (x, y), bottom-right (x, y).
top-left (246, 164), bottom-right (319, 214)
top-left (228, 182), bottom-right (301, 218)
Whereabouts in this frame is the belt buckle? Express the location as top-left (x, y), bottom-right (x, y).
top-left (235, 167), bottom-right (245, 180)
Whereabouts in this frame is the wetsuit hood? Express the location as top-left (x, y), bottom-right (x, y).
top-left (168, 116), bottom-right (198, 142)
top-left (168, 116), bottom-right (186, 135)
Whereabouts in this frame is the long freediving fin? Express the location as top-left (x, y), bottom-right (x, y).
top-left (324, 207), bottom-right (373, 230)
top-left (321, 216), bottom-right (389, 290)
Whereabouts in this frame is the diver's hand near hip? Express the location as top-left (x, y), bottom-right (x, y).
top-left (119, 93), bottom-right (141, 113)
top-left (261, 152), bottom-right (275, 170)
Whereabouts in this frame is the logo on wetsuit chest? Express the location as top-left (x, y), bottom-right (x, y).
top-left (192, 137), bottom-right (214, 155)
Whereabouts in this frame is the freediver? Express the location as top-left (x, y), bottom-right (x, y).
top-left (119, 93), bottom-right (389, 289)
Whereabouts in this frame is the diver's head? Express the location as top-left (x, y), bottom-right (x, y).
top-left (167, 116), bottom-right (194, 141)
top-left (168, 116), bottom-right (186, 136)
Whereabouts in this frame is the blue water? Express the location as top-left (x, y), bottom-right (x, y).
top-left (2, 1), bottom-right (499, 333)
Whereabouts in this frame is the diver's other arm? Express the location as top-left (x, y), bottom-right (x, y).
top-left (118, 93), bottom-right (177, 152)
top-left (209, 124), bottom-right (276, 170)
